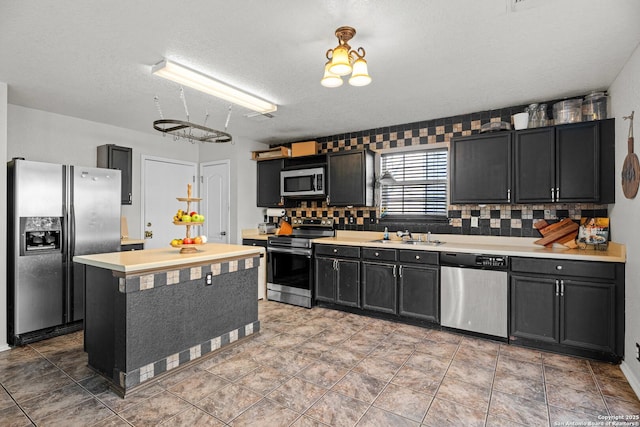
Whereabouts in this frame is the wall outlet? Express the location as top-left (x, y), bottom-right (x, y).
top-left (636, 342), bottom-right (640, 362)
top-left (205, 273), bottom-right (213, 286)
top-left (471, 217), bottom-right (479, 228)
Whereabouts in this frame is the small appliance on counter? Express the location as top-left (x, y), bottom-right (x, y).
top-left (258, 222), bottom-right (277, 234)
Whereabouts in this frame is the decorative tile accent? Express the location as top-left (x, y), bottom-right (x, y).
top-left (118, 256), bottom-right (260, 293)
top-left (139, 363), bottom-right (155, 382)
top-left (190, 345), bottom-right (201, 360)
top-left (167, 270), bottom-right (179, 285)
top-left (190, 267), bottom-right (202, 280)
top-left (140, 274), bottom-right (154, 290)
top-left (166, 353), bottom-right (180, 370)
top-left (121, 320), bottom-right (260, 389)
top-left (211, 263), bottom-right (221, 276)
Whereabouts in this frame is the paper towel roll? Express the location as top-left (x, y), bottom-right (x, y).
top-left (266, 208), bottom-right (286, 217)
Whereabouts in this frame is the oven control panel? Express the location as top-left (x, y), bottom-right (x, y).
top-left (290, 217), bottom-right (334, 228)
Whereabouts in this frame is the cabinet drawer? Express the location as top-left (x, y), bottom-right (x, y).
top-left (398, 250), bottom-right (438, 265)
top-left (362, 247), bottom-right (397, 262)
top-left (315, 244), bottom-right (361, 259)
top-left (511, 257), bottom-right (616, 280)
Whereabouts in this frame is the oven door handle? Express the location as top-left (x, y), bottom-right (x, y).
top-left (267, 246), bottom-right (313, 257)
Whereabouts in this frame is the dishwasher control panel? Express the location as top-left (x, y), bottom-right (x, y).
top-left (476, 255), bottom-right (507, 268)
top-left (440, 252), bottom-right (509, 270)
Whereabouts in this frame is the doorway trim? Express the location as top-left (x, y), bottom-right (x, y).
top-left (200, 159), bottom-right (231, 244)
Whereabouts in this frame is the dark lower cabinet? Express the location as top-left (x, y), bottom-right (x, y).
top-left (362, 262), bottom-right (397, 314)
top-left (399, 264), bottom-right (439, 322)
top-left (315, 245), bottom-right (360, 307)
top-left (510, 275), bottom-right (559, 344)
top-left (561, 280), bottom-right (615, 352)
top-left (510, 257), bottom-right (623, 362)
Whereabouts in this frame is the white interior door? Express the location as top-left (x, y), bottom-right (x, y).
top-left (142, 156), bottom-right (198, 249)
top-left (201, 160), bottom-right (230, 244)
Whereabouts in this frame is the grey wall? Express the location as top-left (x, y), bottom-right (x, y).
top-left (609, 41), bottom-right (640, 396)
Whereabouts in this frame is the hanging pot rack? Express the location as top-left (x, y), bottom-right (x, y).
top-left (152, 119), bottom-right (232, 143)
top-left (153, 89), bottom-right (233, 143)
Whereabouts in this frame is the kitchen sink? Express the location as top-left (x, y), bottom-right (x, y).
top-left (403, 239), bottom-right (445, 246)
top-left (369, 239), bottom-right (397, 244)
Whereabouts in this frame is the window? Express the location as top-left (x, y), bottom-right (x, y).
top-left (380, 147), bottom-right (448, 218)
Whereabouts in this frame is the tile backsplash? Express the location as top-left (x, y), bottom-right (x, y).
top-left (269, 96), bottom-right (609, 236)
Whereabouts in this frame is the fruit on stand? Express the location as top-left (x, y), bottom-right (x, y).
top-left (172, 184), bottom-right (205, 253)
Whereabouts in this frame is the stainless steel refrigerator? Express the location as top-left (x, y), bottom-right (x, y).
top-left (7, 159), bottom-right (121, 345)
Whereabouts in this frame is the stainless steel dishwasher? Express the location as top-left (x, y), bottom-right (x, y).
top-left (440, 252), bottom-right (509, 338)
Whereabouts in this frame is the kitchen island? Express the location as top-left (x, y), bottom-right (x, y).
top-left (74, 243), bottom-right (263, 396)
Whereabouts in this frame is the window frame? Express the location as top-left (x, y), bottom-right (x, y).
top-left (374, 142), bottom-right (449, 222)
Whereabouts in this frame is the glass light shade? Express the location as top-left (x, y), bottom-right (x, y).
top-left (328, 45), bottom-right (352, 76)
top-left (320, 62), bottom-right (343, 88)
top-left (348, 57), bottom-right (372, 87)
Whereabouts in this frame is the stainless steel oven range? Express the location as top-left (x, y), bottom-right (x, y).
top-left (267, 218), bottom-right (335, 308)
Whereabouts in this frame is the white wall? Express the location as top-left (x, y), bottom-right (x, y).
top-left (199, 137), bottom-right (269, 244)
top-left (0, 83), bottom-right (8, 351)
top-left (609, 41), bottom-right (640, 397)
top-left (7, 105), bottom-right (199, 238)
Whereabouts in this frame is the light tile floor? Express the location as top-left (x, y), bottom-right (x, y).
top-left (1, 300), bottom-right (639, 426)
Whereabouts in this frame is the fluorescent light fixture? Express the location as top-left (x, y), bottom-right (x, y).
top-left (152, 59), bottom-right (277, 114)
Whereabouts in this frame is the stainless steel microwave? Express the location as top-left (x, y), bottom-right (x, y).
top-left (280, 167), bottom-right (325, 197)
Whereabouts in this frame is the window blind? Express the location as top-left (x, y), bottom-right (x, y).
top-left (380, 148), bottom-right (448, 217)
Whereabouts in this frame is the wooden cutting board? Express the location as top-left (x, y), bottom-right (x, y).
top-left (534, 219), bottom-right (578, 247)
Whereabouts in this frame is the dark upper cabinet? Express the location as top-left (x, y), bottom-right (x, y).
top-left (256, 159), bottom-right (285, 207)
top-left (97, 144), bottom-right (132, 205)
top-left (450, 132), bottom-right (512, 204)
top-left (514, 128), bottom-right (555, 203)
top-left (327, 149), bottom-right (374, 206)
top-left (514, 119), bottom-right (615, 204)
top-left (555, 122), bottom-right (600, 202)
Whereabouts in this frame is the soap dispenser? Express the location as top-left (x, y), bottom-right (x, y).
top-left (383, 227), bottom-right (389, 240)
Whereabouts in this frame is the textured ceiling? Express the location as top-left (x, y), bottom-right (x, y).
top-left (1, 0), bottom-right (640, 145)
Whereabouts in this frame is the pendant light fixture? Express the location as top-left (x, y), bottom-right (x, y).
top-left (321, 26), bottom-right (372, 88)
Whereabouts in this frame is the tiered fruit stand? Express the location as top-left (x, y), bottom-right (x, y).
top-left (173, 184), bottom-right (204, 254)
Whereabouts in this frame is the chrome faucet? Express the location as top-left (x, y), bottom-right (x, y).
top-left (396, 229), bottom-right (412, 241)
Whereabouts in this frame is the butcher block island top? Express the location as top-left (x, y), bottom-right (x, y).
top-left (74, 242), bottom-right (264, 273)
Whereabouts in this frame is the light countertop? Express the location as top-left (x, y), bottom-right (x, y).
top-left (121, 238), bottom-right (145, 246)
top-left (74, 243), bottom-right (264, 274)
top-left (313, 231), bottom-right (626, 263)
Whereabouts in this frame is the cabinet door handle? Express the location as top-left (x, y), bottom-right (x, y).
top-left (551, 188), bottom-right (555, 202)
top-left (375, 252), bottom-right (380, 257)
top-left (560, 279), bottom-right (564, 297)
top-left (555, 280), bottom-right (560, 296)
top-left (333, 259), bottom-right (338, 270)
top-left (398, 265), bottom-right (403, 277)
top-left (555, 265), bottom-right (563, 270)
top-left (556, 187), bottom-right (559, 201)
top-left (507, 189), bottom-right (511, 203)
top-left (128, 192), bottom-right (132, 203)
top-left (393, 265), bottom-right (397, 278)
top-left (415, 255), bottom-right (420, 260)
top-left (333, 248), bottom-right (338, 253)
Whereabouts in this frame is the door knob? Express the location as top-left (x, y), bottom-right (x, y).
top-left (220, 231), bottom-right (227, 236)
top-left (146, 222), bottom-right (152, 227)
top-left (144, 230), bottom-right (153, 238)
